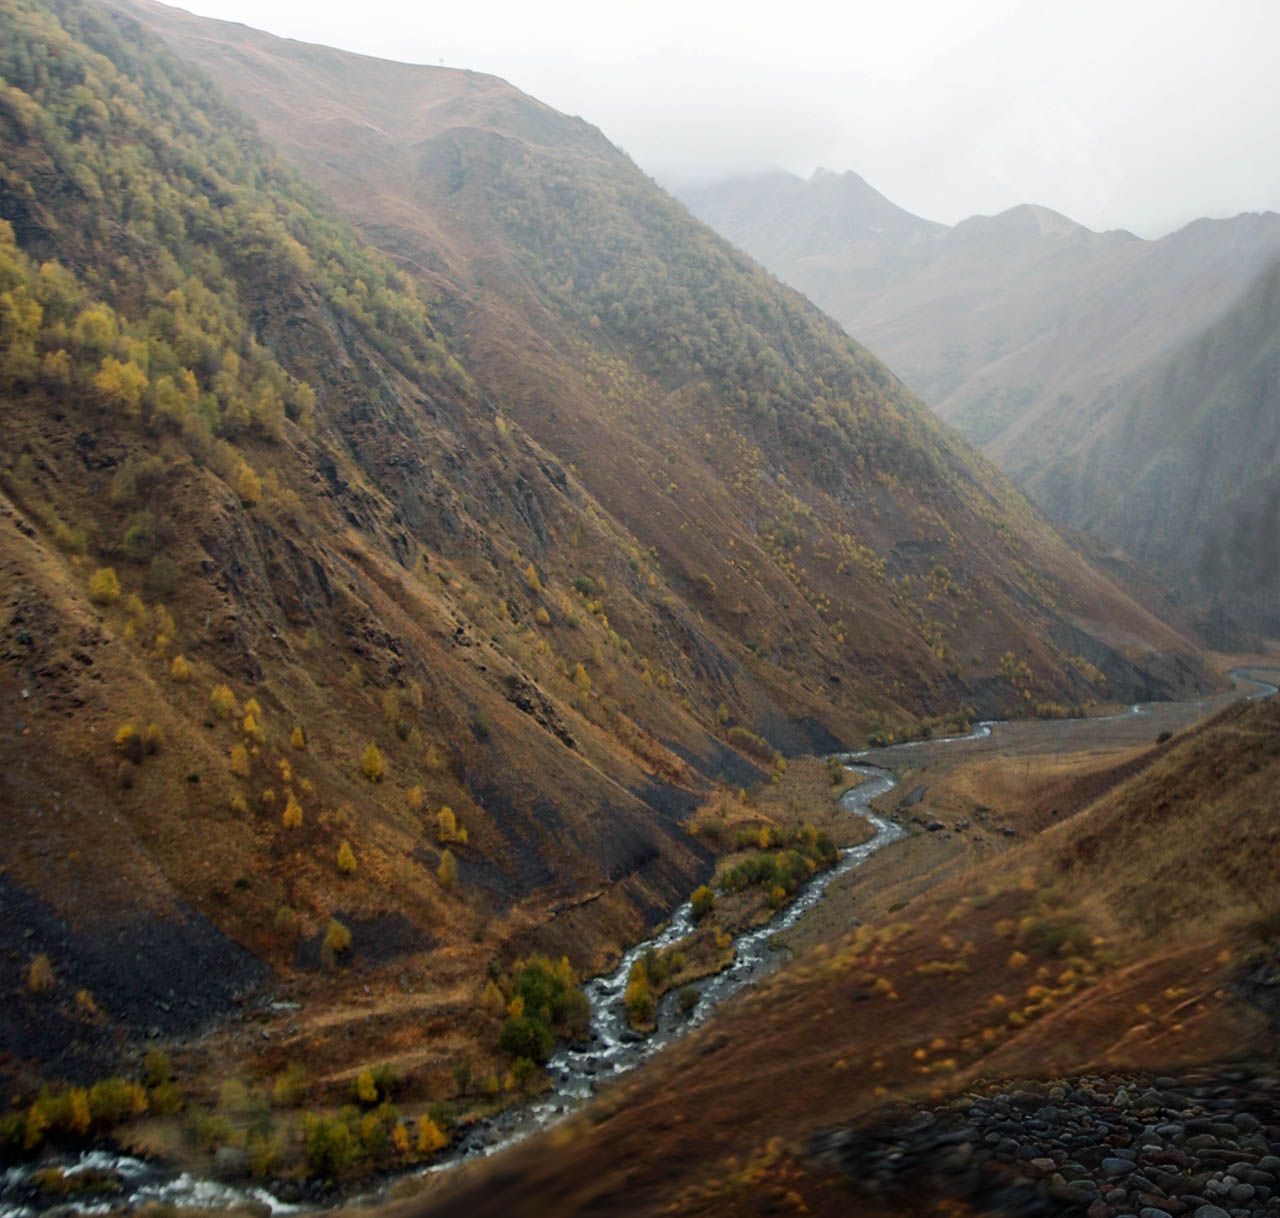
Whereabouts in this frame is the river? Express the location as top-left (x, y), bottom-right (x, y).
top-left (3, 667), bottom-right (1275, 1217)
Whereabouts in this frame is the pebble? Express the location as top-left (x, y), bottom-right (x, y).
top-left (1104, 1159), bottom-right (1139, 1176)
top-left (821, 1067), bottom-right (1280, 1218)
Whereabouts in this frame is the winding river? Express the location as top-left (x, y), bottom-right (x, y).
top-left (3, 668), bottom-right (1275, 1218)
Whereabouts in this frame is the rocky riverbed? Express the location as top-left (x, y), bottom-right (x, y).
top-left (814, 1068), bottom-right (1280, 1217)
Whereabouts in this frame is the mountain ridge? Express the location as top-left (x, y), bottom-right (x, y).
top-left (681, 167), bottom-right (1280, 636)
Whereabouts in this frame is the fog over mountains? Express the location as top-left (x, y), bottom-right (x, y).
top-left (683, 168), bottom-right (1280, 639)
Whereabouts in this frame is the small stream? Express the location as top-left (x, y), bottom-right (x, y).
top-left (4, 668), bottom-right (1275, 1217)
top-left (437, 761), bottom-right (909, 1168)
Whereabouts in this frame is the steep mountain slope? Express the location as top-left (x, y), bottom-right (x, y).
top-left (416, 687), bottom-right (1280, 1217)
top-left (117, 0), bottom-right (1206, 729)
top-left (0, 0), bottom-right (1210, 1115)
top-left (1029, 257), bottom-right (1280, 642)
top-left (0, 0), bottom-right (726, 1091)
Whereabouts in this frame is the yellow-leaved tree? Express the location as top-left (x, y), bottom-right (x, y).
top-left (438, 849), bottom-right (457, 888)
top-left (209, 684), bottom-right (236, 718)
top-left (321, 918), bottom-right (351, 968)
top-left (337, 840), bottom-right (357, 874)
top-left (361, 742), bottom-right (384, 782)
top-left (417, 1116), bottom-right (447, 1155)
top-left (282, 791), bottom-right (303, 829)
top-left (87, 567), bottom-right (121, 605)
top-left (437, 805), bottom-right (457, 842)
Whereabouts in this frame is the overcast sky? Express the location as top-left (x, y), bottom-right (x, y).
top-left (173, 0), bottom-right (1280, 238)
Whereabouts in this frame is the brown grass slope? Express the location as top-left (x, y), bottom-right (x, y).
top-left (408, 691), bottom-right (1280, 1217)
top-left (117, 0), bottom-right (1208, 735)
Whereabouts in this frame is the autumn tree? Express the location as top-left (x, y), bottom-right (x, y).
top-left (28, 954), bottom-right (54, 994)
top-left (438, 849), bottom-right (457, 888)
top-left (209, 684), bottom-right (236, 718)
top-left (417, 1116), bottom-right (446, 1155)
top-left (437, 805), bottom-right (457, 842)
top-left (391, 1123), bottom-right (410, 1155)
top-left (321, 918), bottom-right (352, 967)
top-left (92, 356), bottom-right (148, 414)
top-left (235, 462), bottom-right (261, 505)
top-left (361, 742), bottom-right (384, 782)
top-left (482, 979), bottom-right (505, 1014)
top-left (337, 840), bottom-right (357, 874)
top-left (87, 567), bottom-right (121, 605)
top-left (282, 791), bottom-right (303, 829)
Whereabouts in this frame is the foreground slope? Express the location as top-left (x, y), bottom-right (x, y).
top-left (119, 0), bottom-right (1206, 735)
top-left (413, 686), bottom-right (1280, 1217)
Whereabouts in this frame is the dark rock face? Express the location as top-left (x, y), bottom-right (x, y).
top-left (812, 1068), bottom-right (1280, 1217)
top-left (0, 876), bottom-right (270, 1080)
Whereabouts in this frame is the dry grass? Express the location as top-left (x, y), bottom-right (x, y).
top-left (408, 695), bottom-right (1280, 1218)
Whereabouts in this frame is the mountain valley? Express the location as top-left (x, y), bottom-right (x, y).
top-left (0, 4), bottom-right (1275, 1216)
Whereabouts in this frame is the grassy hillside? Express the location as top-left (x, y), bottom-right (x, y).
top-left (416, 689), bottom-right (1280, 1216)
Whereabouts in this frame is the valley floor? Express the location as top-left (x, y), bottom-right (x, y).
top-left (391, 655), bottom-right (1280, 1217)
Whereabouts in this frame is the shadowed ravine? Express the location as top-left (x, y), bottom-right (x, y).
top-left (3, 671), bottom-right (1275, 1218)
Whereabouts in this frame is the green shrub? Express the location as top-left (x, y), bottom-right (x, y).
top-left (498, 1014), bottom-right (553, 1063)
